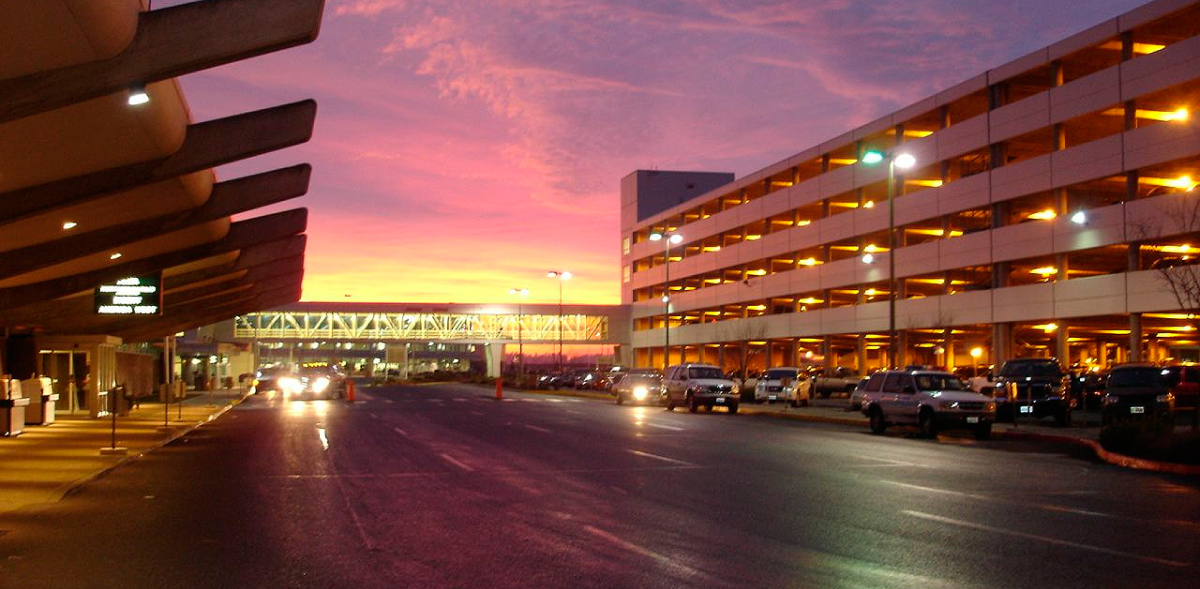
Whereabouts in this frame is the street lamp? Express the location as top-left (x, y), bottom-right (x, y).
top-left (546, 271), bottom-right (571, 372)
top-left (509, 287), bottom-right (528, 378)
top-left (861, 149), bottom-right (916, 368)
top-left (970, 346), bottom-right (984, 378)
top-left (650, 231), bottom-right (685, 372)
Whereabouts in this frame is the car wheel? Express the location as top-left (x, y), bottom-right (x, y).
top-left (974, 423), bottom-right (992, 440)
top-left (688, 396), bottom-right (700, 413)
top-left (868, 406), bottom-right (887, 434)
top-left (615, 393), bottom-right (624, 405)
top-left (666, 398), bottom-right (676, 411)
top-left (918, 408), bottom-right (938, 439)
top-left (728, 403), bottom-right (739, 415)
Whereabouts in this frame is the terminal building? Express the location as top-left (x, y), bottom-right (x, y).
top-left (621, 0), bottom-right (1200, 376)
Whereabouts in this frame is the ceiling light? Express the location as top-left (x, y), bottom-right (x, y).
top-left (1070, 211), bottom-right (1087, 225)
top-left (109, 253), bottom-right (123, 260)
top-left (862, 253), bottom-right (875, 264)
top-left (127, 85), bottom-right (149, 106)
top-left (1027, 209), bottom-right (1057, 220)
top-left (62, 221), bottom-right (77, 230)
top-left (1030, 266), bottom-right (1058, 276)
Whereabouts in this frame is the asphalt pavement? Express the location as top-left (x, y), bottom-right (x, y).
top-left (0, 382), bottom-right (1196, 588)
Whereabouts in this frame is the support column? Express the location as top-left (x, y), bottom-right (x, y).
top-left (1056, 325), bottom-right (1070, 365)
top-left (898, 331), bottom-right (909, 368)
top-left (943, 329), bottom-right (955, 371)
top-left (484, 343), bottom-right (503, 378)
top-left (821, 336), bottom-right (833, 371)
top-left (717, 345), bottom-right (726, 372)
top-left (856, 335), bottom-right (867, 373)
top-left (385, 344), bottom-right (408, 380)
top-left (992, 322), bottom-right (1012, 367)
top-left (1129, 313), bottom-right (1143, 363)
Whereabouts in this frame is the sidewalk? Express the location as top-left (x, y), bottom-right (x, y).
top-left (0, 388), bottom-right (247, 517)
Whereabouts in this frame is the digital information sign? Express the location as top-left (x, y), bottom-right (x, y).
top-left (95, 275), bottom-right (162, 315)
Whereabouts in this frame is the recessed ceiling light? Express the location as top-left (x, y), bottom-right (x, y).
top-left (109, 253), bottom-right (122, 260)
top-left (62, 221), bottom-right (77, 230)
top-left (127, 84), bottom-right (149, 106)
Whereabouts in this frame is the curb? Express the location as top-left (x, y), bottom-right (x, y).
top-left (53, 393), bottom-right (250, 502)
top-left (996, 429), bottom-right (1200, 476)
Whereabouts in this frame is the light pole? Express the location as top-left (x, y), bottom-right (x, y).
top-left (970, 346), bottom-right (984, 379)
top-left (649, 231), bottom-right (684, 372)
top-left (861, 150), bottom-right (916, 368)
top-left (509, 287), bottom-right (528, 378)
top-left (546, 271), bottom-right (571, 372)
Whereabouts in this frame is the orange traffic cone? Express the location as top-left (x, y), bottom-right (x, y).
top-left (346, 379), bottom-right (356, 403)
top-left (495, 377), bottom-right (503, 400)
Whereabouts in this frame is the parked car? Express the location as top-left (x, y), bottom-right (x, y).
top-left (664, 364), bottom-right (740, 414)
top-left (1160, 364), bottom-right (1200, 411)
top-left (990, 357), bottom-right (1073, 425)
top-left (613, 373), bottom-right (663, 406)
top-left (1070, 368), bottom-right (1108, 410)
top-left (536, 373), bottom-right (572, 389)
top-left (251, 366), bottom-right (287, 394)
top-left (860, 370), bottom-right (996, 439)
top-left (810, 366), bottom-right (861, 398)
top-left (754, 367), bottom-right (811, 407)
top-left (849, 375), bottom-right (874, 411)
top-left (1102, 364), bottom-right (1175, 425)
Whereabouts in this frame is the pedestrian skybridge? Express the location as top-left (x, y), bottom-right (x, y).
top-left (230, 302), bottom-right (628, 344)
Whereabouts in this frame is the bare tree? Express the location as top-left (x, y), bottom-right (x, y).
top-left (718, 319), bottom-right (768, 379)
top-left (1130, 195), bottom-right (1200, 320)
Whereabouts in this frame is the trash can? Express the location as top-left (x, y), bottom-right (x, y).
top-left (23, 377), bottom-right (58, 425)
top-left (1, 378), bottom-right (29, 436)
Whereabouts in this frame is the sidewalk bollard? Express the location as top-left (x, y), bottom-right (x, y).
top-left (495, 378), bottom-right (503, 400)
top-left (346, 380), bottom-right (355, 403)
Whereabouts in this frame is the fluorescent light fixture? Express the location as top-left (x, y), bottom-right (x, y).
top-left (1070, 211), bottom-right (1087, 225)
top-left (62, 221), bottom-right (77, 230)
top-left (109, 253), bottom-right (123, 260)
top-left (127, 85), bottom-right (149, 106)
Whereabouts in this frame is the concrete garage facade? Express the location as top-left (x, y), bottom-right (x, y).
top-left (621, 0), bottom-right (1200, 376)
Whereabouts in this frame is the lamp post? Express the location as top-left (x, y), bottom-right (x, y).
top-left (970, 346), bottom-right (984, 379)
top-left (509, 287), bottom-right (528, 378)
top-left (649, 231), bottom-right (684, 372)
top-left (861, 150), bottom-right (916, 369)
top-left (546, 271), bottom-right (571, 372)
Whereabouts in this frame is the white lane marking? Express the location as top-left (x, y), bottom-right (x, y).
top-left (645, 422), bottom-right (683, 431)
top-left (524, 424), bottom-right (552, 434)
top-left (383, 399), bottom-right (394, 404)
top-left (901, 510), bottom-right (1191, 567)
top-left (627, 449), bottom-right (694, 467)
top-left (582, 525), bottom-right (709, 580)
top-left (546, 398), bottom-right (564, 403)
top-left (452, 398), bottom-right (467, 402)
top-left (564, 409), bottom-right (584, 415)
top-left (439, 453), bottom-right (475, 472)
top-left (393, 427), bottom-right (408, 437)
top-left (855, 456), bottom-right (927, 468)
top-left (317, 427), bottom-right (329, 451)
top-left (883, 481), bottom-right (1198, 527)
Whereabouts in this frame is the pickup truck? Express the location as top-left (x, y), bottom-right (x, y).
top-left (809, 366), bottom-right (861, 398)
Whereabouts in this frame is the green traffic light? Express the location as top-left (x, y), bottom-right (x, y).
top-left (861, 151), bottom-right (884, 165)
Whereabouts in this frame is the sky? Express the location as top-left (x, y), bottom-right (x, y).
top-left (166, 0), bottom-right (1146, 305)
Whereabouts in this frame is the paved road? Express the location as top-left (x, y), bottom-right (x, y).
top-left (1, 383), bottom-right (1197, 588)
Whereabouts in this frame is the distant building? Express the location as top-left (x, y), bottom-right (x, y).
top-left (621, 0), bottom-right (1200, 375)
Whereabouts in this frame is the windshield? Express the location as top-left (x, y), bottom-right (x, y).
top-left (624, 375), bottom-right (661, 386)
top-left (1109, 367), bottom-right (1164, 388)
top-left (914, 374), bottom-right (970, 391)
top-left (688, 367), bottom-right (725, 379)
top-left (999, 360), bottom-right (1061, 378)
top-left (765, 369), bottom-right (799, 380)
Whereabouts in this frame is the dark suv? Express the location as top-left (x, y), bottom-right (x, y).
top-left (991, 357), bottom-right (1072, 425)
top-left (1102, 365), bottom-right (1174, 425)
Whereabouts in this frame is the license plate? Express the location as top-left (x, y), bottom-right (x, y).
top-left (715, 397), bottom-right (725, 403)
top-left (966, 416), bottom-right (980, 424)
top-left (768, 395), bottom-right (777, 400)
top-left (1130, 406), bottom-right (1145, 414)
top-left (1019, 406), bottom-right (1033, 414)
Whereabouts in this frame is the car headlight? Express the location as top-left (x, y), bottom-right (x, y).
top-left (312, 377), bottom-right (331, 393)
top-left (278, 377), bottom-right (301, 394)
top-left (731, 384), bottom-right (739, 394)
top-left (939, 401), bottom-right (960, 410)
top-left (1156, 393), bottom-right (1174, 403)
top-left (985, 402), bottom-right (996, 412)
top-left (632, 386), bottom-right (648, 400)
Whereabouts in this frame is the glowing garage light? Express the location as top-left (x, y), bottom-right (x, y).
top-left (1027, 209), bottom-right (1057, 221)
top-left (1030, 266), bottom-right (1058, 276)
top-left (1070, 211), bottom-right (1087, 225)
top-left (62, 221), bottom-right (77, 230)
top-left (864, 244), bottom-right (879, 253)
top-left (127, 85), bottom-right (149, 106)
top-left (863, 200), bottom-right (875, 209)
top-left (798, 257), bottom-right (819, 266)
top-left (109, 253), bottom-right (122, 260)
top-left (894, 153), bottom-right (917, 169)
top-left (861, 253), bottom-right (875, 264)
